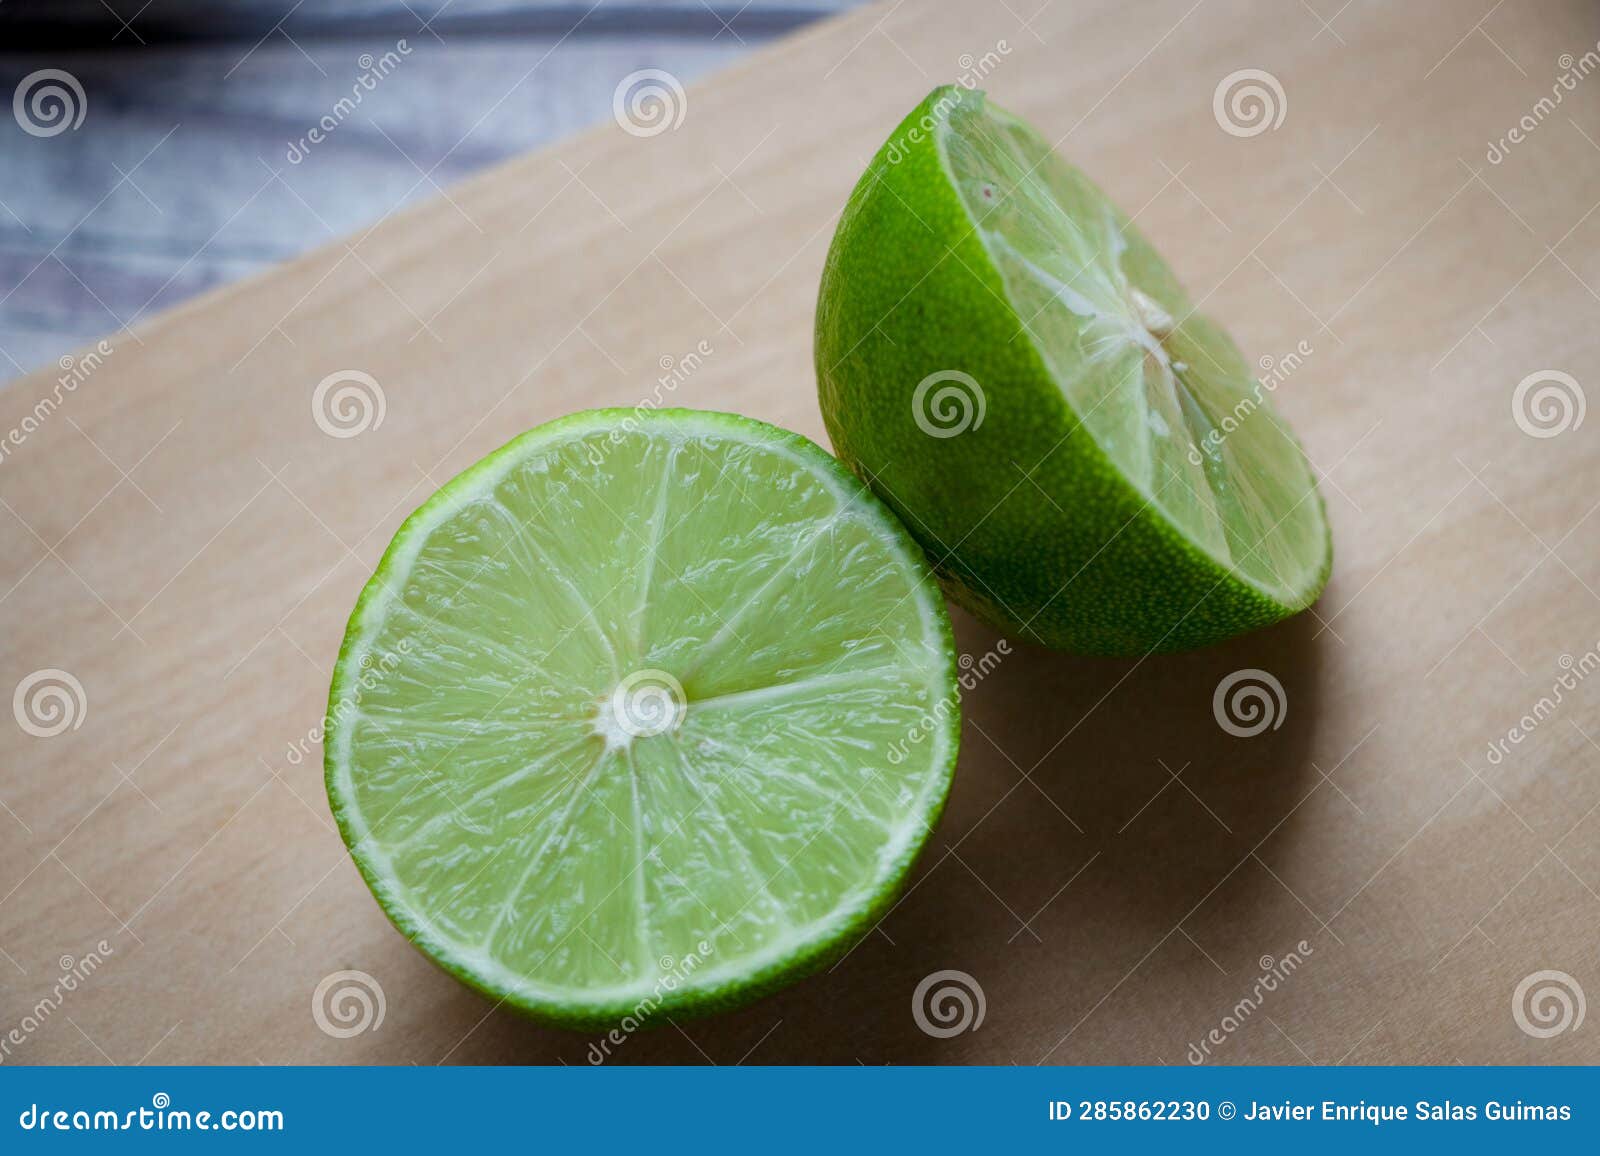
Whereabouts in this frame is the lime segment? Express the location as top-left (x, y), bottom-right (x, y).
top-left (325, 409), bottom-right (958, 1025)
top-left (815, 86), bottom-right (1331, 654)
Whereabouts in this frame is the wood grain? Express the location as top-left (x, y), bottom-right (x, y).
top-left (3, 0), bottom-right (1599, 1065)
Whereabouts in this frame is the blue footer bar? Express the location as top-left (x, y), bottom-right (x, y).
top-left (2, 1066), bottom-right (1594, 1150)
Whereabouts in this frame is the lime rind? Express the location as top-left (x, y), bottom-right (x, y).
top-left (325, 409), bottom-right (960, 1027)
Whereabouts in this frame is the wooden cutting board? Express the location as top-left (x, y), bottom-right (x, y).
top-left (5, 0), bottom-right (1600, 1066)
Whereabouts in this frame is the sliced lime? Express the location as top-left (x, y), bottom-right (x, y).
top-left (325, 409), bottom-right (958, 1026)
top-left (816, 87), bottom-right (1331, 653)
top-left (939, 96), bottom-right (1326, 601)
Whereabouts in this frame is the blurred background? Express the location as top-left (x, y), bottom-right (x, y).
top-left (0, 0), bottom-right (858, 382)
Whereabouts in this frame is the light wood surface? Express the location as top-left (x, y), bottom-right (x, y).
top-left (4, 0), bottom-right (1600, 1065)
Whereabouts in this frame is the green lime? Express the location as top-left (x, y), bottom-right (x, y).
top-left (325, 409), bottom-right (958, 1027)
top-left (816, 85), bottom-right (1331, 654)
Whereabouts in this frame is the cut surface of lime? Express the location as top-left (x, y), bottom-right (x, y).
top-left (939, 96), bottom-right (1325, 602)
top-left (816, 86), bottom-right (1331, 654)
top-left (325, 409), bottom-right (958, 1026)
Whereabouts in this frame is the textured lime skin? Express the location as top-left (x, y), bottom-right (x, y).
top-left (325, 409), bottom-right (960, 1029)
top-left (815, 87), bottom-right (1332, 655)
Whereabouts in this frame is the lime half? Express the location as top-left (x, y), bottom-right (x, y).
top-left (325, 409), bottom-right (958, 1026)
top-left (816, 86), bottom-right (1331, 654)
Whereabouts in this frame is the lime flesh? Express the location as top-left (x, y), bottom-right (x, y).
top-left (325, 409), bottom-right (958, 1026)
top-left (816, 87), bottom-right (1331, 654)
top-left (940, 97), bottom-right (1325, 602)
